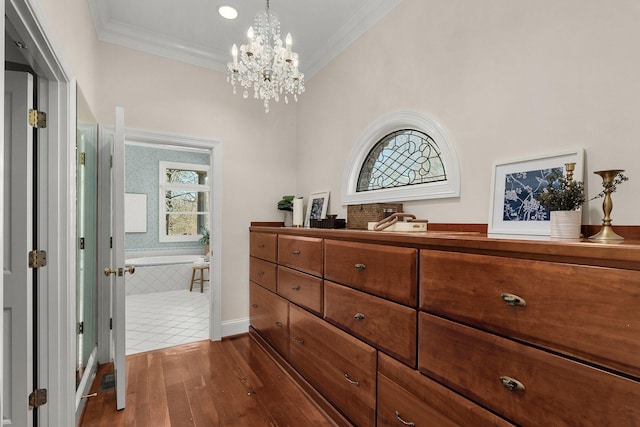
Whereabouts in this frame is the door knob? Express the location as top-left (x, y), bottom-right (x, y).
top-left (104, 266), bottom-right (135, 277)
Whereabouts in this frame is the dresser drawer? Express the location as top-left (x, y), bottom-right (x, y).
top-left (278, 235), bottom-right (323, 276)
top-left (378, 353), bottom-right (513, 427)
top-left (277, 266), bottom-right (323, 315)
top-left (290, 304), bottom-right (376, 427)
top-left (249, 257), bottom-right (277, 292)
top-left (324, 281), bottom-right (416, 367)
top-left (418, 313), bottom-right (640, 426)
top-left (324, 240), bottom-right (417, 306)
top-left (249, 282), bottom-right (289, 359)
top-left (250, 232), bottom-right (277, 262)
top-left (420, 250), bottom-right (640, 377)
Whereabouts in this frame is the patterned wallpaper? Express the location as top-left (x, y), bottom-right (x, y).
top-left (125, 144), bottom-right (210, 251)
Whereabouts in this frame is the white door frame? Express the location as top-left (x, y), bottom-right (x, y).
top-left (4, 1), bottom-right (76, 426)
top-left (96, 127), bottom-right (223, 358)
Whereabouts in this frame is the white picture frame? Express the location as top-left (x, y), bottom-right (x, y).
top-left (125, 193), bottom-right (147, 232)
top-left (305, 190), bottom-right (330, 227)
top-left (488, 148), bottom-right (584, 237)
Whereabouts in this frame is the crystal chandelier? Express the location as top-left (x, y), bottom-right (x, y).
top-left (227, 0), bottom-right (305, 113)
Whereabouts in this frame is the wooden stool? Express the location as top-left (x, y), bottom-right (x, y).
top-left (189, 264), bottom-right (209, 293)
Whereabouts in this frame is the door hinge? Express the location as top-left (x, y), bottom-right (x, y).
top-left (28, 109), bottom-right (47, 128)
top-left (28, 250), bottom-right (47, 268)
top-left (78, 321), bottom-right (84, 334)
top-left (80, 152), bottom-right (86, 166)
top-left (110, 318), bottom-right (113, 330)
top-left (28, 388), bottom-right (48, 408)
top-left (79, 237), bottom-right (85, 250)
top-left (110, 155), bottom-right (113, 168)
top-left (110, 237), bottom-right (113, 249)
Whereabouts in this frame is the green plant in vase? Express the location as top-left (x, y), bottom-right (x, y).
top-left (534, 169), bottom-right (586, 212)
top-left (534, 166), bottom-right (585, 239)
top-left (277, 195), bottom-right (295, 226)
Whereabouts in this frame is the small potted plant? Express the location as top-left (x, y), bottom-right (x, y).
top-left (534, 167), bottom-right (585, 239)
top-left (199, 227), bottom-right (210, 255)
top-left (277, 195), bottom-right (295, 226)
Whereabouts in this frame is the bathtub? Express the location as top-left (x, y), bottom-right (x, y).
top-left (125, 254), bottom-right (204, 267)
top-left (124, 254), bottom-right (209, 295)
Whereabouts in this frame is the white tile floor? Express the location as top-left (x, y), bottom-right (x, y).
top-left (126, 288), bottom-right (210, 355)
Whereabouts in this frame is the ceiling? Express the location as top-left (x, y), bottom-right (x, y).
top-left (87, 0), bottom-right (403, 80)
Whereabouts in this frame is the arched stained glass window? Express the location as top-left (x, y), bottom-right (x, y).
top-left (341, 111), bottom-right (460, 204)
top-left (357, 129), bottom-right (446, 192)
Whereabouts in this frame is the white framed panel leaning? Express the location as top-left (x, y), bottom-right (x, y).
top-left (488, 148), bottom-right (584, 237)
top-left (305, 190), bottom-right (330, 227)
top-left (125, 193), bottom-right (147, 232)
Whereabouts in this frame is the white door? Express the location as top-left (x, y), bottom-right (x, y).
top-left (3, 70), bottom-right (34, 425)
top-left (111, 107), bottom-right (128, 410)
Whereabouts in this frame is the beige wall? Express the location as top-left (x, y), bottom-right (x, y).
top-left (39, 0), bottom-right (100, 107)
top-left (298, 0), bottom-right (640, 226)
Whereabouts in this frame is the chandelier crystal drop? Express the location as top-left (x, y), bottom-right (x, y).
top-left (227, 0), bottom-right (305, 113)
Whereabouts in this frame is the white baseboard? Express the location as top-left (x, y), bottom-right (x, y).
top-left (221, 317), bottom-right (249, 338)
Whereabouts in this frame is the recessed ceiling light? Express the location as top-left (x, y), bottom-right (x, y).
top-left (218, 5), bottom-right (238, 20)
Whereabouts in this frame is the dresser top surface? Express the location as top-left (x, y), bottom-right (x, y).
top-left (250, 226), bottom-right (640, 270)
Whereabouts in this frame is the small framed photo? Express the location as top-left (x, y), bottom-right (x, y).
top-left (305, 190), bottom-right (330, 227)
top-left (488, 148), bottom-right (584, 237)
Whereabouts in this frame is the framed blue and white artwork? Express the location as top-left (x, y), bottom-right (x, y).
top-left (488, 148), bottom-right (584, 237)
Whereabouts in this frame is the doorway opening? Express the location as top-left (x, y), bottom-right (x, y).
top-left (125, 141), bottom-right (212, 354)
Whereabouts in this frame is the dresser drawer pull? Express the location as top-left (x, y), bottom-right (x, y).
top-left (354, 263), bottom-right (366, 271)
top-left (258, 243), bottom-right (265, 248)
top-left (292, 250), bottom-right (301, 256)
top-left (395, 411), bottom-right (415, 427)
top-left (500, 376), bottom-right (525, 392)
top-left (291, 285), bottom-right (301, 291)
top-left (251, 304), bottom-right (258, 308)
top-left (257, 271), bottom-right (265, 277)
top-left (344, 373), bottom-right (360, 386)
top-left (293, 336), bottom-right (304, 344)
top-left (275, 321), bottom-right (284, 328)
top-left (354, 313), bottom-right (366, 321)
top-left (501, 293), bottom-right (527, 307)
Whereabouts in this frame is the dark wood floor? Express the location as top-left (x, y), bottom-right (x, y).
top-left (78, 335), bottom-right (335, 426)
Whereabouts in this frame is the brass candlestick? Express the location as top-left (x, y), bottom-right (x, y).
top-left (564, 162), bottom-right (575, 184)
top-left (589, 169), bottom-right (625, 241)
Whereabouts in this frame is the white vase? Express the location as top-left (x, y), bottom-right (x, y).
top-left (550, 210), bottom-right (582, 239)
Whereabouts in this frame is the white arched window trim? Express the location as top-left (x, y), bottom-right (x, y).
top-left (341, 111), bottom-right (461, 205)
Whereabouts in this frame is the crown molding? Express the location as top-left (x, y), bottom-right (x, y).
top-left (87, 0), bottom-right (403, 78)
top-left (87, 0), bottom-right (228, 72)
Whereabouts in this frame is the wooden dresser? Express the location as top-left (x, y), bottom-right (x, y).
top-left (249, 226), bottom-right (640, 426)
